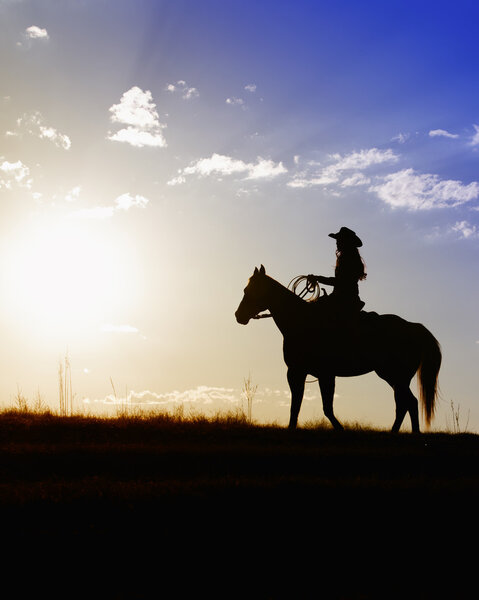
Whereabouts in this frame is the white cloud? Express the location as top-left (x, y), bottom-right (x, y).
top-left (85, 385), bottom-right (238, 408)
top-left (39, 125), bottom-right (71, 149)
top-left (81, 384), bottom-right (321, 422)
top-left (235, 186), bottom-right (258, 198)
top-left (429, 129), bottom-right (459, 139)
top-left (391, 132), bottom-right (410, 144)
top-left (166, 80), bottom-right (199, 100)
top-left (114, 192), bottom-right (149, 211)
top-left (370, 168), bottom-right (479, 210)
top-left (184, 154), bottom-right (248, 177)
top-left (288, 171), bottom-right (338, 189)
top-left (65, 186), bottom-right (81, 202)
top-left (70, 192), bottom-right (149, 219)
top-left (25, 25), bottom-right (49, 40)
top-left (288, 147), bottom-right (398, 188)
top-left (146, 386), bottom-right (237, 406)
top-left (167, 174), bottom-right (186, 186)
top-left (183, 87), bottom-right (199, 100)
top-left (340, 173), bottom-right (371, 187)
top-left (245, 158), bottom-right (288, 179)
top-left (169, 153), bottom-right (287, 184)
top-left (226, 96), bottom-right (245, 107)
top-left (451, 220), bottom-right (478, 239)
top-left (13, 111), bottom-right (71, 149)
top-left (0, 158), bottom-right (32, 189)
top-left (470, 124), bottom-right (479, 147)
top-left (329, 148), bottom-right (399, 171)
top-left (244, 83), bottom-right (257, 93)
top-left (107, 127), bottom-right (165, 148)
top-left (109, 87), bottom-right (158, 129)
top-left (108, 86), bottom-right (167, 148)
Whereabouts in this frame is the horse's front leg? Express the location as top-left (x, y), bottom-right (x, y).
top-left (319, 375), bottom-right (343, 431)
top-left (287, 368), bottom-right (306, 429)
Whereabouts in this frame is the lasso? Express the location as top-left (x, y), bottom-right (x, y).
top-left (288, 275), bottom-right (323, 302)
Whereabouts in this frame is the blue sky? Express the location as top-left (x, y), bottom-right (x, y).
top-left (0, 0), bottom-right (478, 430)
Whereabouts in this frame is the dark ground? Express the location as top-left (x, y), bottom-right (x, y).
top-left (1, 411), bottom-right (478, 599)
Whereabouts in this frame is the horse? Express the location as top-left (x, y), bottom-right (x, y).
top-left (235, 265), bottom-right (441, 432)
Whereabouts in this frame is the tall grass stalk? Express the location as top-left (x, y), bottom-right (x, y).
top-left (446, 399), bottom-right (470, 434)
top-left (14, 386), bottom-right (29, 412)
top-left (33, 388), bottom-right (47, 413)
top-left (110, 377), bottom-right (130, 417)
top-left (59, 353), bottom-right (73, 416)
top-left (242, 374), bottom-right (258, 423)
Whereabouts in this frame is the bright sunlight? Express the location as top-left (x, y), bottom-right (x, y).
top-left (0, 216), bottom-right (135, 341)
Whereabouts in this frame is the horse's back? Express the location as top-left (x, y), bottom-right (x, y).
top-left (302, 304), bottom-right (430, 345)
top-left (360, 309), bottom-right (422, 338)
top-left (359, 309), bottom-right (437, 366)
top-left (360, 310), bottom-right (419, 329)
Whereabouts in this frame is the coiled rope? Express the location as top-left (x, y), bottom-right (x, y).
top-left (288, 275), bottom-right (322, 302)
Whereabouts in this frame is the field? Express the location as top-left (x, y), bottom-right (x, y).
top-left (1, 410), bottom-right (478, 599)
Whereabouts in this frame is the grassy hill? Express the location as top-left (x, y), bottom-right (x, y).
top-left (2, 410), bottom-right (478, 598)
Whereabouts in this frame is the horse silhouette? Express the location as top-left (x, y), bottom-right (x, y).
top-left (235, 265), bottom-right (441, 432)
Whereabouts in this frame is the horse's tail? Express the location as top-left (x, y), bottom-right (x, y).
top-left (417, 325), bottom-right (442, 428)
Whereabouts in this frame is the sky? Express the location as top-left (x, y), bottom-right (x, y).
top-left (0, 0), bottom-right (478, 431)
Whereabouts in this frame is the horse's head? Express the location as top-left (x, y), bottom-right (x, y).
top-left (235, 265), bottom-right (270, 325)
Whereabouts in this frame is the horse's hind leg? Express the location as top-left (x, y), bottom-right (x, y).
top-left (406, 388), bottom-right (420, 433)
top-left (319, 375), bottom-right (343, 431)
top-left (377, 369), bottom-right (420, 433)
top-left (392, 385), bottom-right (420, 433)
top-left (391, 387), bottom-right (408, 433)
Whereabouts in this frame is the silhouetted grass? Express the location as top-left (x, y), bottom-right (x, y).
top-left (1, 409), bottom-right (477, 598)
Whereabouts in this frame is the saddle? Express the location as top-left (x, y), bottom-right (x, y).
top-left (311, 300), bottom-right (381, 353)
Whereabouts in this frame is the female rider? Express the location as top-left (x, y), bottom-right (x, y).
top-left (309, 226), bottom-right (366, 318)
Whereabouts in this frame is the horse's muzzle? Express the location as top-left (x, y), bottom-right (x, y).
top-left (235, 310), bottom-right (250, 325)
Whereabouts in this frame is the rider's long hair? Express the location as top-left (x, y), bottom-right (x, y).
top-left (336, 246), bottom-right (367, 281)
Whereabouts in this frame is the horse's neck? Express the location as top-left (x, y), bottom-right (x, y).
top-left (265, 277), bottom-right (303, 335)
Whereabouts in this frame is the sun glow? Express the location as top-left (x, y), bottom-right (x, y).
top-left (0, 216), bottom-right (136, 341)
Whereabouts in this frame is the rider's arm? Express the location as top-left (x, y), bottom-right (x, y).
top-left (310, 275), bottom-right (335, 286)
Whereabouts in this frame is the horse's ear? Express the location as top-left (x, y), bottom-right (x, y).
top-left (254, 267), bottom-right (259, 275)
top-left (260, 264), bottom-right (266, 275)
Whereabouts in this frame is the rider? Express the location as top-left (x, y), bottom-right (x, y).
top-left (309, 227), bottom-right (366, 320)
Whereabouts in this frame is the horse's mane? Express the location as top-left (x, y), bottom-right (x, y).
top-left (263, 274), bottom-right (312, 310)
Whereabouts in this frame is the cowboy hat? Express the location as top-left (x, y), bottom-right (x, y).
top-left (328, 226), bottom-right (362, 247)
